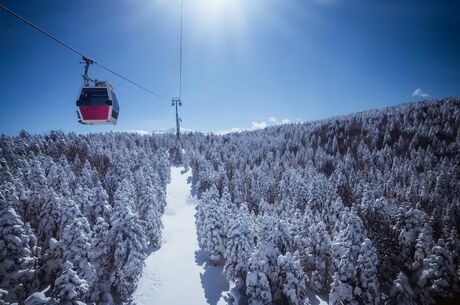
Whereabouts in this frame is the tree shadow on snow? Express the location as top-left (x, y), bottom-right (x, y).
top-left (195, 249), bottom-right (229, 305)
top-left (144, 244), bottom-right (162, 256)
top-left (195, 249), bottom-right (208, 266)
top-left (305, 287), bottom-right (328, 305)
top-left (186, 194), bottom-right (196, 206)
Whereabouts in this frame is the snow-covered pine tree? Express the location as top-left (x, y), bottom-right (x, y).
top-left (224, 215), bottom-right (254, 283)
top-left (355, 238), bottom-right (379, 305)
top-left (394, 206), bottom-right (427, 266)
top-left (37, 189), bottom-right (61, 243)
top-left (58, 155), bottom-right (77, 191)
top-left (389, 272), bottom-right (417, 305)
top-left (90, 217), bottom-right (112, 297)
top-left (72, 183), bottom-right (93, 227)
top-left (109, 178), bottom-right (147, 299)
top-left (0, 193), bottom-right (39, 303)
top-left (40, 238), bottom-right (63, 286)
top-left (135, 169), bottom-right (162, 247)
top-left (81, 160), bottom-right (97, 189)
top-left (52, 260), bottom-right (89, 305)
top-left (277, 251), bottom-right (308, 305)
top-left (195, 185), bottom-right (220, 248)
top-left (256, 215), bottom-right (283, 290)
top-left (202, 197), bottom-right (227, 263)
top-left (412, 223), bottom-right (433, 271)
top-left (427, 238), bottom-right (457, 298)
top-left (154, 148), bottom-right (171, 187)
top-left (60, 217), bottom-right (96, 298)
top-left (56, 198), bottom-right (86, 241)
top-left (330, 210), bottom-right (366, 305)
top-left (304, 221), bottom-right (331, 293)
top-left (24, 159), bottom-right (48, 226)
top-left (44, 159), bottom-right (71, 197)
top-left (90, 179), bottom-right (111, 224)
top-left (246, 252), bottom-right (272, 305)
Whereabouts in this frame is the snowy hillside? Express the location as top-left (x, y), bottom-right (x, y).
top-left (183, 98), bottom-right (460, 305)
top-left (1, 98), bottom-right (459, 305)
top-left (1, 132), bottom-right (170, 304)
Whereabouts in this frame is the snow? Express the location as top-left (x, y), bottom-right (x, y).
top-left (133, 167), bottom-right (229, 305)
top-left (306, 289), bottom-right (328, 305)
top-left (24, 287), bottom-right (51, 305)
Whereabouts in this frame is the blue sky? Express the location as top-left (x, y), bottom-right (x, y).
top-left (0, 0), bottom-right (459, 135)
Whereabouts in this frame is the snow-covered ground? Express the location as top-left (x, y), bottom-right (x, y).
top-left (306, 289), bottom-right (328, 305)
top-left (133, 167), bottom-right (229, 305)
top-left (133, 167), bottom-right (328, 305)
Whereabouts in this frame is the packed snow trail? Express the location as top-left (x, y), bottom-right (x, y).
top-left (133, 167), bottom-right (229, 305)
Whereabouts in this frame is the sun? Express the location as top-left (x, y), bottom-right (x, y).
top-left (194, 0), bottom-right (244, 22)
top-left (188, 0), bottom-right (248, 37)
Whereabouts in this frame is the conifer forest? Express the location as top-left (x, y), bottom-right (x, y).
top-left (1, 98), bottom-right (460, 305)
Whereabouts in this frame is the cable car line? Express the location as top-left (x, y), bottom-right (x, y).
top-left (0, 4), bottom-right (88, 59)
top-left (172, 0), bottom-right (184, 145)
top-left (178, 0), bottom-right (184, 99)
top-left (95, 62), bottom-right (168, 101)
top-left (0, 3), bottom-right (169, 102)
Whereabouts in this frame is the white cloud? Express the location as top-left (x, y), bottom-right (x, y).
top-left (251, 121), bottom-right (268, 130)
top-left (215, 127), bottom-right (243, 135)
top-left (268, 117), bottom-right (291, 125)
top-left (126, 129), bottom-right (151, 136)
top-left (412, 88), bottom-right (429, 98)
top-left (280, 118), bottom-right (291, 124)
top-left (215, 117), bottom-right (293, 135)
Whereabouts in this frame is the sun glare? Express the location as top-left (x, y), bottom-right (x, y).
top-left (189, 0), bottom-right (248, 38)
top-left (195, 0), bottom-right (244, 22)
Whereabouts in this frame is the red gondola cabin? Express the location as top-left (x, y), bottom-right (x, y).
top-left (76, 82), bottom-right (119, 125)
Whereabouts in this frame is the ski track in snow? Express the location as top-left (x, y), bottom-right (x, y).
top-left (133, 167), bottom-right (328, 305)
top-left (133, 167), bottom-right (230, 305)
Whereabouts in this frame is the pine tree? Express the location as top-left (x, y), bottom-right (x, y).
top-left (202, 197), bottom-right (227, 263)
top-left (330, 210), bottom-right (366, 305)
top-left (224, 216), bottom-right (254, 282)
top-left (246, 252), bottom-right (272, 305)
top-left (52, 261), bottom-right (89, 305)
top-left (427, 239), bottom-right (456, 298)
top-left (24, 159), bottom-right (48, 225)
top-left (56, 198), bottom-right (85, 241)
top-left (0, 193), bottom-right (39, 303)
top-left (389, 272), bottom-right (417, 305)
top-left (277, 252), bottom-right (307, 305)
top-left (37, 189), bottom-right (61, 243)
top-left (394, 206), bottom-right (427, 265)
top-left (45, 160), bottom-right (71, 197)
top-left (256, 215), bottom-right (283, 291)
top-left (195, 186), bottom-right (220, 248)
top-left (109, 178), bottom-right (147, 300)
top-left (40, 238), bottom-right (63, 285)
top-left (90, 217), bottom-right (112, 296)
top-left (90, 179), bottom-right (111, 224)
top-left (356, 238), bottom-right (379, 305)
top-left (135, 169), bottom-right (162, 247)
top-left (72, 183), bottom-right (93, 227)
top-left (60, 217), bottom-right (96, 296)
top-left (412, 223), bottom-right (433, 271)
top-left (81, 160), bottom-right (97, 189)
top-left (305, 221), bottom-right (331, 293)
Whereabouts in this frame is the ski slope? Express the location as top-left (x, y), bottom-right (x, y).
top-left (133, 167), bottom-right (229, 305)
top-left (133, 167), bottom-right (328, 305)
